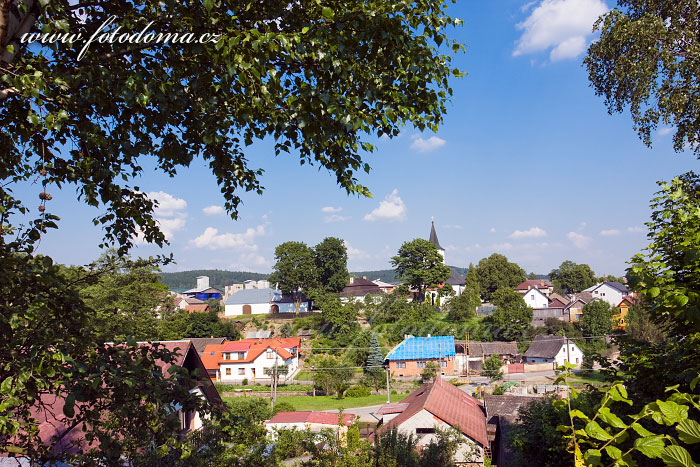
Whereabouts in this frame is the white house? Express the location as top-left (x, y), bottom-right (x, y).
top-left (223, 288), bottom-right (278, 316)
top-left (583, 281), bottom-right (631, 307)
top-left (202, 337), bottom-right (301, 383)
top-left (523, 335), bottom-right (584, 367)
top-left (522, 287), bottom-right (549, 309)
top-left (375, 378), bottom-right (488, 465)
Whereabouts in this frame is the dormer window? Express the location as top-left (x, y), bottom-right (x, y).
top-left (266, 349), bottom-right (273, 359)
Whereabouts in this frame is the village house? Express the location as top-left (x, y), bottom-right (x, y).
top-left (372, 279), bottom-right (395, 294)
top-left (188, 337), bottom-right (226, 356)
top-left (3, 341), bottom-right (223, 463)
top-left (339, 277), bottom-right (382, 302)
top-left (385, 335), bottom-right (456, 377)
top-left (265, 411), bottom-right (356, 438)
top-left (454, 341), bottom-right (520, 374)
top-left (184, 275), bottom-right (223, 301)
top-left (614, 296), bottom-right (635, 331)
top-left (375, 378), bottom-right (489, 466)
top-left (201, 337), bottom-right (301, 383)
top-left (223, 288), bottom-right (277, 316)
top-left (583, 281), bottom-right (631, 307)
top-left (522, 286), bottom-right (550, 309)
top-left (523, 335), bottom-right (584, 367)
top-left (514, 279), bottom-right (554, 297)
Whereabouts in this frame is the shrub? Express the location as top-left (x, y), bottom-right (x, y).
top-left (272, 401), bottom-right (295, 414)
top-left (492, 385), bottom-right (505, 395)
top-left (345, 385), bottom-right (371, 398)
top-left (242, 378), bottom-right (248, 386)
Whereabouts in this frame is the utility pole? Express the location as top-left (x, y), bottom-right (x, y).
top-left (465, 331), bottom-right (470, 382)
top-left (565, 335), bottom-right (571, 365)
top-left (312, 365), bottom-right (316, 397)
top-left (386, 368), bottom-right (391, 403)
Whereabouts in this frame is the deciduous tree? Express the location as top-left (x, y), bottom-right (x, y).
top-left (314, 237), bottom-right (349, 293)
top-left (579, 300), bottom-right (613, 337)
top-left (549, 260), bottom-right (597, 294)
top-left (490, 287), bottom-right (533, 341)
top-left (391, 239), bottom-right (451, 301)
top-left (474, 254), bottom-right (526, 301)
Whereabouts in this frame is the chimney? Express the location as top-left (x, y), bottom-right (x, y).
top-left (362, 276), bottom-right (367, 280)
top-left (349, 277), bottom-right (354, 284)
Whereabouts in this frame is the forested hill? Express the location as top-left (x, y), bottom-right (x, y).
top-left (160, 270), bottom-right (269, 290)
top-left (161, 266), bottom-right (472, 290)
top-left (348, 266), bottom-right (468, 284)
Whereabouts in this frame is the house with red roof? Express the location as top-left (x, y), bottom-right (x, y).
top-left (264, 411), bottom-right (356, 438)
top-left (3, 341), bottom-right (222, 464)
top-left (514, 279), bottom-right (553, 297)
top-left (201, 337), bottom-right (301, 383)
top-left (374, 378), bottom-right (488, 466)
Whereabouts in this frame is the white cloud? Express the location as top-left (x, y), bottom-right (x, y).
top-left (658, 127), bottom-right (673, 136)
top-left (364, 189), bottom-right (407, 222)
top-left (147, 191), bottom-right (187, 218)
top-left (490, 227), bottom-right (496, 233)
top-left (492, 242), bottom-right (514, 251)
top-left (410, 135), bottom-right (447, 153)
top-left (321, 206), bottom-right (342, 213)
top-left (190, 224), bottom-right (266, 250)
top-left (521, 1), bottom-right (537, 12)
top-left (600, 229), bottom-right (621, 236)
top-left (567, 231), bottom-right (592, 249)
top-left (509, 226), bottom-right (547, 239)
top-left (324, 214), bottom-right (351, 223)
top-left (627, 226), bottom-right (645, 233)
top-left (138, 191), bottom-right (188, 240)
top-left (344, 241), bottom-right (371, 260)
top-left (513, 0), bottom-right (608, 62)
top-left (203, 205), bottom-right (225, 216)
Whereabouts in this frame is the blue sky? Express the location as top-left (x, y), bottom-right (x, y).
top-left (22, 0), bottom-right (697, 276)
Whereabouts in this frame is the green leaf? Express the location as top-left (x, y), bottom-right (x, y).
top-left (63, 393), bottom-right (76, 418)
top-left (586, 420), bottom-right (613, 441)
top-left (301, 26), bottom-right (309, 34)
top-left (605, 445), bottom-right (623, 460)
top-left (649, 287), bottom-right (660, 297)
top-left (584, 448), bottom-right (603, 466)
top-left (599, 407), bottom-right (627, 429)
top-left (322, 7), bottom-right (333, 19)
top-left (631, 422), bottom-right (655, 438)
top-left (634, 435), bottom-right (665, 459)
top-left (676, 419), bottom-right (700, 445)
top-left (659, 445), bottom-right (696, 467)
top-left (657, 400), bottom-right (689, 425)
top-left (571, 409), bottom-right (590, 421)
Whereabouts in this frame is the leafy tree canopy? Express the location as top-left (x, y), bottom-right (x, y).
top-left (391, 238), bottom-right (451, 300)
top-left (490, 287), bottom-right (532, 341)
top-left (549, 260), bottom-right (597, 294)
top-left (579, 299), bottom-right (613, 337)
top-left (314, 237), bottom-right (349, 293)
top-left (1, 0), bottom-right (463, 253)
top-left (585, 0), bottom-right (700, 157)
top-left (474, 253), bottom-right (526, 301)
top-left (446, 287), bottom-right (480, 322)
top-left (269, 241), bottom-right (316, 295)
top-left (629, 172), bottom-right (700, 335)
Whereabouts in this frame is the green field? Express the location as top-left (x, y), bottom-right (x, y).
top-left (223, 393), bottom-right (408, 411)
top-left (569, 370), bottom-right (608, 387)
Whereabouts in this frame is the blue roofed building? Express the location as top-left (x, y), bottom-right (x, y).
top-left (184, 275), bottom-right (223, 301)
top-left (385, 335), bottom-right (457, 377)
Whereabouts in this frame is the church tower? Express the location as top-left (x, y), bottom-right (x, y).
top-left (428, 220), bottom-right (445, 262)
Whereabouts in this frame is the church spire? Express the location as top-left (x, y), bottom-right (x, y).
top-left (429, 220), bottom-right (443, 250)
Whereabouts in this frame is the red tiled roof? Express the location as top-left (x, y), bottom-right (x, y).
top-left (376, 378), bottom-right (488, 447)
top-left (266, 411), bottom-right (355, 426)
top-left (515, 279), bottom-right (552, 290)
top-left (223, 342), bottom-right (251, 352)
top-left (618, 296), bottom-right (636, 306)
top-left (549, 298), bottom-right (568, 308)
top-left (376, 403), bottom-right (409, 415)
top-left (185, 304), bottom-right (209, 313)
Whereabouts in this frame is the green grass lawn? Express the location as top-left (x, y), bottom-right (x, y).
top-left (569, 370), bottom-right (608, 387)
top-left (222, 393), bottom-right (408, 411)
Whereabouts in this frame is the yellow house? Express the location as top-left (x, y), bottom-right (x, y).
top-left (614, 297), bottom-right (634, 331)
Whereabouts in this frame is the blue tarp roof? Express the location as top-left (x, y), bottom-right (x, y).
top-left (385, 335), bottom-right (455, 361)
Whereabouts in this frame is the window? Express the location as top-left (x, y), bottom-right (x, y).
top-left (571, 347), bottom-right (574, 352)
top-left (225, 368), bottom-right (231, 376)
top-left (238, 368), bottom-right (245, 375)
top-left (441, 361), bottom-right (447, 368)
top-left (416, 428), bottom-right (435, 434)
top-left (396, 362), bottom-right (406, 369)
top-left (576, 358), bottom-right (579, 364)
top-left (237, 352), bottom-right (244, 360)
top-left (266, 350), bottom-right (273, 359)
top-left (416, 361), bottom-right (426, 369)
top-left (210, 351), bottom-right (215, 356)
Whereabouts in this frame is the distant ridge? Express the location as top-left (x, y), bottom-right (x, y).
top-left (161, 266), bottom-right (471, 290)
top-left (160, 269), bottom-right (269, 290)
